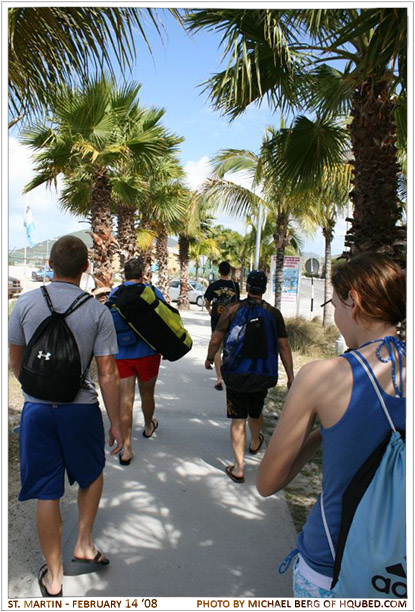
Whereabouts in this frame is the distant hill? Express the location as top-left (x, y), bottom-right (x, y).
top-left (9, 230), bottom-right (178, 265)
top-left (8, 230), bottom-right (93, 265)
top-left (301, 251), bottom-right (322, 261)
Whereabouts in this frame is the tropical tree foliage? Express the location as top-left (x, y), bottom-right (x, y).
top-left (185, 8), bottom-right (407, 265)
top-left (189, 235), bottom-right (219, 282)
top-left (9, 6), bottom-right (182, 124)
top-left (209, 227), bottom-right (245, 281)
top-left (170, 191), bottom-right (207, 310)
top-left (21, 78), bottom-right (172, 286)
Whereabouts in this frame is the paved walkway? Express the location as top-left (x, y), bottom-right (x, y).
top-left (10, 306), bottom-right (296, 598)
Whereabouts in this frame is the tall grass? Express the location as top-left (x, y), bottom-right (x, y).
top-left (286, 316), bottom-right (338, 357)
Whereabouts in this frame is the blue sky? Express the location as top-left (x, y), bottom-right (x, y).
top-left (8, 10), bottom-right (347, 255)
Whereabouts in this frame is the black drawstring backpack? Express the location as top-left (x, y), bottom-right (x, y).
top-left (19, 286), bottom-right (93, 402)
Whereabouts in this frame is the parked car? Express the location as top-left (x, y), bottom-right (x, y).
top-left (169, 279), bottom-right (205, 306)
top-left (32, 267), bottom-right (53, 282)
top-left (8, 276), bottom-right (22, 299)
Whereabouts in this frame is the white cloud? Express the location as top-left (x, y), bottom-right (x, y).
top-left (183, 156), bottom-right (212, 190)
top-left (183, 156), bottom-right (248, 235)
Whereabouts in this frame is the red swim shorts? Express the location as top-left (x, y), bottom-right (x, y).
top-left (116, 355), bottom-right (161, 381)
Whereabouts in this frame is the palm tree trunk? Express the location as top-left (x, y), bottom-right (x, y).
top-left (177, 234), bottom-right (190, 310)
top-left (156, 228), bottom-right (170, 302)
top-left (240, 255), bottom-right (246, 288)
top-left (274, 246), bottom-right (285, 309)
top-left (139, 215), bottom-right (155, 281)
top-left (89, 170), bottom-right (118, 287)
top-left (117, 204), bottom-right (137, 269)
top-left (347, 74), bottom-right (404, 265)
top-left (322, 224), bottom-right (334, 327)
top-left (273, 212), bottom-right (289, 309)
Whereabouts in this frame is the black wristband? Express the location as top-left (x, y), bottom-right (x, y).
top-left (206, 357), bottom-right (214, 363)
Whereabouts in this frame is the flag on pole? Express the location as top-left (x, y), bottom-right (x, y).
top-left (24, 205), bottom-right (35, 247)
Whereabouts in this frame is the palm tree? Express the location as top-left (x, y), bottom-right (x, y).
top-left (243, 213), bottom-right (303, 277)
top-left (21, 78), bottom-right (169, 286)
top-left (9, 6), bottom-right (182, 124)
top-left (185, 8), bottom-right (406, 264)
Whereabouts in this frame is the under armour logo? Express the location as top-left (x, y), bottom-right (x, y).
top-left (37, 351), bottom-right (51, 360)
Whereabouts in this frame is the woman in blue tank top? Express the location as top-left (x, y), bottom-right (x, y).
top-left (257, 253), bottom-right (406, 597)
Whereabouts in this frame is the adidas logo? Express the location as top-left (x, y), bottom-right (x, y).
top-left (371, 563), bottom-right (406, 598)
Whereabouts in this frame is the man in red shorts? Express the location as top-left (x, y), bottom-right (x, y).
top-left (108, 258), bottom-right (165, 465)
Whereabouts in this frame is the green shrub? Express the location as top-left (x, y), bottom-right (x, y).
top-left (285, 316), bottom-right (338, 357)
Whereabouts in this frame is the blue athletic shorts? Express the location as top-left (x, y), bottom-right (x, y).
top-left (18, 402), bottom-right (106, 501)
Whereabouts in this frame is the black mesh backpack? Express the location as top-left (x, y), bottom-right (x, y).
top-left (19, 286), bottom-right (93, 402)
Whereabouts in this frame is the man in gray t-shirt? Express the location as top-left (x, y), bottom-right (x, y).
top-left (8, 235), bottom-right (123, 597)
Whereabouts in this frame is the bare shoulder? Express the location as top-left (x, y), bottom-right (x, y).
top-left (297, 355), bottom-right (347, 376)
top-left (294, 356), bottom-right (352, 396)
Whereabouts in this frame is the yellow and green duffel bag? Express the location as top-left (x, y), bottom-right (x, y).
top-left (108, 283), bottom-right (192, 361)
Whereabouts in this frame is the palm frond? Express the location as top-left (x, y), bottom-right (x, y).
top-left (211, 149), bottom-right (258, 179)
top-left (201, 177), bottom-right (262, 218)
top-left (272, 115), bottom-right (349, 190)
top-left (20, 124), bottom-right (56, 149)
top-left (59, 176), bottom-right (93, 214)
top-left (110, 175), bottom-right (148, 205)
top-left (186, 9), bottom-right (306, 119)
top-left (23, 171), bottom-right (59, 193)
top-left (305, 64), bottom-right (353, 118)
top-left (135, 227), bottom-right (156, 251)
top-left (9, 7), bottom-right (184, 119)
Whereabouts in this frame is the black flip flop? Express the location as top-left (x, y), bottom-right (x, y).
top-left (72, 550), bottom-right (109, 566)
top-left (225, 465), bottom-right (245, 483)
top-left (38, 564), bottom-right (63, 597)
top-left (214, 382), bottom-right (223, 391)
top-left (143, 419), bottom-right (158, 438)
top-left (118, 451), bottom-right (131, 466)
top-left (249, 432), bottom-right (265, 455)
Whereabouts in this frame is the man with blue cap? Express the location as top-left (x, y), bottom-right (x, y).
top-left (205, 270), bottom-right (294, 483)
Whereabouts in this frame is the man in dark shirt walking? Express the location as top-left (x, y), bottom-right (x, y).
top-left (204, 261), bottom-right (240, 390)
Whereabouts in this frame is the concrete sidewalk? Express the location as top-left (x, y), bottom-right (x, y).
top-left (10, 306), bottom-right (296, 598)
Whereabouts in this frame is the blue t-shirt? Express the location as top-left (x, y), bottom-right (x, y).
top-left (296, 350), bottom-right (405, 577)
top-left (109, 282), bottom-right (166, 360)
